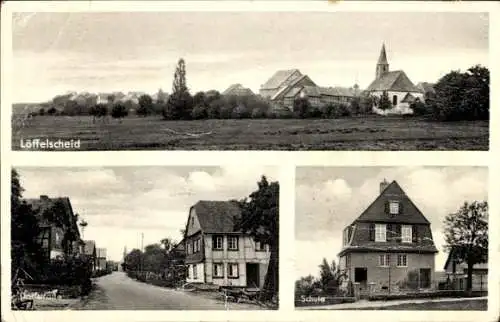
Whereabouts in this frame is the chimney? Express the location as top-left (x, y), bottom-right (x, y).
top-left (379, 179), bottom-right (389, 193)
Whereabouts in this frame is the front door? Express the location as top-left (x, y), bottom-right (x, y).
top-left (246, 263), bottom-right (260, 288)
top-left (419, 268), bottom-right (431, 288)
top-left (354, 267), bottom-right (368, 298)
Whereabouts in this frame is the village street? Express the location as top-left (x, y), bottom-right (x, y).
top-left (73, 272), bottom-right (261, 310)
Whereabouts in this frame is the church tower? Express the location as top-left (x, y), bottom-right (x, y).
top-left (376, 43), bottom-right (389, 79)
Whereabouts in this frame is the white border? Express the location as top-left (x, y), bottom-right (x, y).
top-left (1, 2), bottom-right (499, 322)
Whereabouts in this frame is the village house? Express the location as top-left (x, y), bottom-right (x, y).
top-left (223, 84), bottom-right (255, 96)
top-left (26, 195), bottom-right (82, 261)
top-left (83, 240), bottom-right (97, 272)
top-left (338, 180), bottom-right (438, 296)
top-left (365, 44), bottom-right (424, 115)
top-left (260, 69), bottom-right (359, 110)
top-left (443, 246), bottom-right (488, 292)
top-left (96, 248), bottom-right (107, 271)
top-left (184, 200), bottom-right (270, 289)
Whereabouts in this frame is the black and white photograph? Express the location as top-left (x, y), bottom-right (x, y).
top-left (11, 10), bottom-right (489, 151)
top-left (295, 167), bottom-right (488, 310)
top-left (10, 166), bottom-right (279, 310)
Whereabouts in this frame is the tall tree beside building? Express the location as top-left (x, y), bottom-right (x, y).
top-left (236, 176), bottom-right (279, 302)
top-left (163, 58), bottom-right (194, 120)
top-left (378, 91), bottom-right (392, 110)
top-left (137, 94), bottom-right (154, 116)
top-left (11, 169), bottom-right (42, 279)
top-left (443, 200), bottom-right (488, 292)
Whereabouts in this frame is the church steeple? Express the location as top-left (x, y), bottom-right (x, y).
top-left (376, 43), bottom-right (389, 79)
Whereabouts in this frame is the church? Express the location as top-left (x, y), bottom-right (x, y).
top-left (366, 44), bottom-right (424, 115)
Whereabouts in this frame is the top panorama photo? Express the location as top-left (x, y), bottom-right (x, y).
top-left (11, 11), bottom-right (489, 151)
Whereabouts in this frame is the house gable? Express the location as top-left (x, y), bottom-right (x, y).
top-left (186, 207), bottom-right (203, 237)
top-left (261, 69), bottom-right (302, 90)
top-left (354, 180), bottom-right (431, 225)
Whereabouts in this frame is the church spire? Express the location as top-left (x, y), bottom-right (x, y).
top-left (376, 43), bottom-right (389, 79)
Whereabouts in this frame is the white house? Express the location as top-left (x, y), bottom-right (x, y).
top-left (184, 200), bottom-right (270, 288)
top-left (366, 44), bottom-right (424, 115)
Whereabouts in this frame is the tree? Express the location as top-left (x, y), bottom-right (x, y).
top-left (443, 201), bottom-right (488, 292)
top-left (111, 103), bottom-right (128, 122)
top-left (318, 258), bottom-right (346, 295)
top-left (430, 65), bottom-right (489, 121)
top-left (47, 107), bottom-right (57, 115)
top-left (39, 108), bottom-right (46, 116)
top-left (124, 249), bottom-right (143, 271)
top-left (191, 104), bottom-right (208, 120)
top-left (160, 237), bottom-right (175, 253)
top-left (163, 58), bottom-right (194, 120)
top-left (349, 96), bottom-right (361, 115)
top-left (11, 169), bottom-right (42, 280)
top-left (137, 94), bottom-right (154, 117)
top-left (378, 91), bottom-right (392, 111)
top-left (236, 176), bottom-right (279, 302)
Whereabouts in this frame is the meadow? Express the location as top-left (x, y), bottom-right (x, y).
top-left (12, 115), bottom-right (489, 151)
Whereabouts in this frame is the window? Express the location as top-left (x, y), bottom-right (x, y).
top-left (193, 238), bottom-right (201, 253)
top-left (402, 225), bottom-right (412, 243)
top-left (397, 254), bottom-right (407, 267)
top-left (255, 241), bottom-right (266, 251)
top-left (389, 201), bottom-right (399, 215)
top-left (375, 224), bottom-right (386, 242)
top-left (392, 95), bottom-right (398, 106)
top-left (187, 241), bottom-right (193, 255)
top-left (228, 236), bottom-right (239, 250)
top-left (228, 263), bottom-right (239, 278)
top-left (379, 254), bottom-right (390, 267)
top-left (212, 235), bottom-right (223, 250)
top-left (193, 265), bottom-right (198, 279)
top-left (191, 217), bottom-right (195, 227)
top-left (213, 263), bottom-right (224, 278)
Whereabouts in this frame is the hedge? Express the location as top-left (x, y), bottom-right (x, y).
top-left (368, 290), bottom-right (487, 301)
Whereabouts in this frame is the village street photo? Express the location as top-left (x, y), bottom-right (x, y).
top-left (295, 167), bottom-right (488, 310)
top-left (11, 10), bottom-right (489, 150)
top-left (11, 166), bottom-right (279, 310)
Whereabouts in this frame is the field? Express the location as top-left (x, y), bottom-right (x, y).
top-left (12, 115), bottom-right (489, 150)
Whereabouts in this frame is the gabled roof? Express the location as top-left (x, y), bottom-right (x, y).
top-left (353, 180), bottom-right (431, 225)
top-left (261, 69), bottom-right (302, 90)
top-left (401, 92), bottom-right (417, 103)
top-left (25, 196), bottom-right (78, 232)
top-left (271, 75), bottom-right (316, 100)
top-left (416, 82), bottom-right (436, 94)
top-left (223, 84), bottom-right (254, 96)
top-left (190, 200), bottom-right (242, 234)
top-left (366, 70), bottom-right (422, 93)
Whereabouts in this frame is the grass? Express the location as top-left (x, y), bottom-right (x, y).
top-left (12, 115), bottom-right (489, 150)
top-left (358, 298), bottom-right (487, 311)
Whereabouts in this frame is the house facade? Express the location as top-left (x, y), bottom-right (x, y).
top-left (26, 195), bottom-right (82, 261)
top-left (366, 44), bottom-right (424, 115)
top-left (184, 200), bottom-right (270, 289)
top-left (443, 246), bottom-right (488, 291)
top-left (96, 248), bottom-right (107, 271)
top-left (83, 240), bottom-right (98, 272)
top-left (338, 180), bottom-right (438, 296)
top-left (283, 85), bottom-right (358, 110)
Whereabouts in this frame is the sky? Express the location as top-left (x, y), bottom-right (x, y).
top-left (295, 166), bottom-right (488, 279)
top-left (16, 166), bottom-right (279, 261)
top-left (12, 12), bottom-right (489, 103)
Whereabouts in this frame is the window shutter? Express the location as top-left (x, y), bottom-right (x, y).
top-left (412, 225), bottom-right (418, 242)
top-left (399, 202), bottom-right (404, 215)
top-left (212, 236), bottom-right (216, 249)
top-left (369, 223), bottom-right (375, 241)
top-left (387, 224), bottom-right (393, 241)
top-left (396, 224), bottom-right (402, 243)
top-left (384, 201), bottom-right (390, 214)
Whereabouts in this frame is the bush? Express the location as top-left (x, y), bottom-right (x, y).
top-left (409, 99), bottom-right (430, 116)
top-left (232, 104), bottom-right (251, 119)
top-left (251, 107), bottom-right (268, 119)
top-left (191, 104), bottom-right (208, 120)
